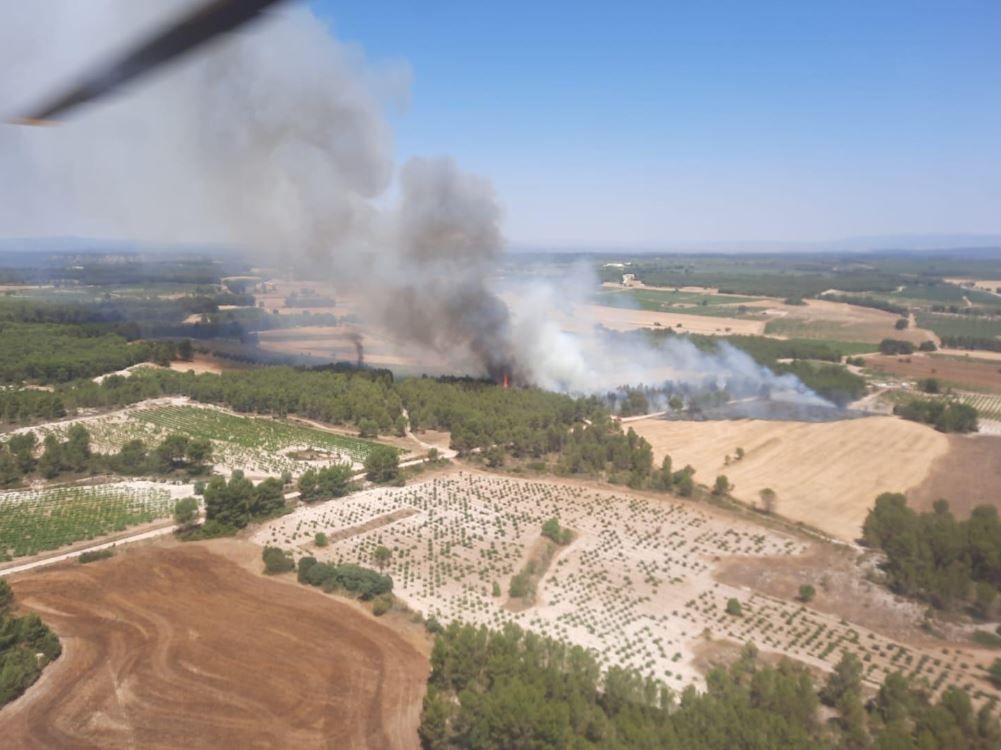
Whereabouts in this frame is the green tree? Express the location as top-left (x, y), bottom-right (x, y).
top-left (373, 545), bottom-right (392, 571)
top-left (713, 475), bottom-right (732, 496)
top-left (185, 438), bottom-right (213, 472)
top-left (262, 546), bottom-right (295, 575)
top-left (798, 584), bottom-right (816, 603)
top-left (365, 445), bottom-right (400, 483)
top-left (154, 433), bottom-right (190, 472)
top-left (173, 497), bottom-right (199, 528)
top-left (726, 598), bottom-right (742, 616)
top-left (760, 487), bottom-right (777, 514)
top-left (0, 579), bottom-right (12, 614)
top-left (115, 439), bottom-right (149, 474)
top-left (358, 418), bottom-right (379, 438)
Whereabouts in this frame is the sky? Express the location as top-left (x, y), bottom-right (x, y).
top-left (310, 0), bottom-right (1001, 248)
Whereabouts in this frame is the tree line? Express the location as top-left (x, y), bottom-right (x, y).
top-left (893, 398), bottom-right (978, 433)
top-left (0, 579), bottom-right (61, 707)
top-left (0, 424), bottom-right (213, 487)
top-left (863, 493), bottom-right (1001, 614)
top-left (420, 622), bottom-right (999, 750)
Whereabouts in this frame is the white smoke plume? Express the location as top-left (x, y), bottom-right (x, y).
top-left (0, 0), bottom-right (829, 408)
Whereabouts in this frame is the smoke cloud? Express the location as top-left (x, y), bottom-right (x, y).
top-left (0, 0), bottom-right (828, 408)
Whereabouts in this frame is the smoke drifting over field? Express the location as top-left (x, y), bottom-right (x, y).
top-left (0, 1), bottom-right (825, 406)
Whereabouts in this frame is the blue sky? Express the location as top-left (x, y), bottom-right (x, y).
top-left (310, 0), bottom-right (1001, 247)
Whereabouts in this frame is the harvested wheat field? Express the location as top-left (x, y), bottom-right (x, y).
top-left (906, 433), bottom-right (1001, 516)
top-left (631, 416), bottom-right (949, 542)
top-left (576, 303), bottom-right (765, 335)
top-left (0, 544), bottom-right (428, 750)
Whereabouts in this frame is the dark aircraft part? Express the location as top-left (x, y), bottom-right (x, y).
top-left (11, 0), bottom-right (290, 125)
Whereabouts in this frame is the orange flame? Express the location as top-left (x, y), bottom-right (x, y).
top-left (502, 373), bottom-right (510, 388)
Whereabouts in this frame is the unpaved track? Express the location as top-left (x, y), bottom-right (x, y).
top-left (0, 545), bottom-right (427, 750)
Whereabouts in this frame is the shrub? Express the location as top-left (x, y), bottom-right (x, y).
top-left (879, 338), bottom-right (915, 355)
top-left (298, 555), bottom-right (318, 583)
top-left (509, 573), bottom-right (531, 599)
top-left (262, 545), bottom-right (295, 575)
top-left (799, 584), bottom-right (816, 603)
top-left (372, 593), bottom-right (394, 616)
top-left (173, 497), bottom-right (199, 527)
top-left (726, 598), bottom-right (742, 616)
top-left (315, 532), bottom-right (328, 547)
top-left (78, 548), bottom-right (114, 564)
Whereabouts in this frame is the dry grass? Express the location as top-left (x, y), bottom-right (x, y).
top-left (630, 416), bottom-right (949, 542)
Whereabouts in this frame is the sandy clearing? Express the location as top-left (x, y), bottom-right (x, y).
top-left (630, 416), bottom-right (950, 542)
top-left (0, 545), bottom-right (428, 750)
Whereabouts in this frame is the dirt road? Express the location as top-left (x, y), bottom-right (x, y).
top-left (0, 545), bottom-right (428, 750)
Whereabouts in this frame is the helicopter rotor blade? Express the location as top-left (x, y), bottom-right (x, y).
top-left (11, 0), bottom-right (291, 125)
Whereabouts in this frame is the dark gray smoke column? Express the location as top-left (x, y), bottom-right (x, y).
top-left (381, 157), bottom-right (519, 381)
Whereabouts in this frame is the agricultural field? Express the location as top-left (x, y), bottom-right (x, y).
top-left (760, 298), bottom-right (934, 345)
top-left (573, 303), bottom-right (766, 336)
top-left (25, 400), bottom-right (393, 478)
top-left (864, 353), bottom-right (1001, 393)
top-left (0, 481), bottom-right (184, 560)
top-left (0, 544), bottom-right (427, 749)
top-left (915, 312), bottom-right (1001, 340)
top-left (630, 416), bottom-right (950, 542)
top-left (595, 288), bottom-right (767, 317)
top-left (956, 391), bottom-right (1001, 421)
top-left (251, 472), bottom-right (999, 703)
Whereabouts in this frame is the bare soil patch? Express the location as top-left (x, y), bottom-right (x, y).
top-left (716, 543), bottom-right (928, 643)
top-left (906, 434), bottom-right (1001, 516)
top-left (0, 544), bottom-right (428, 750)
top-left (630, 416), bottom-right (949, 542)
top-left (865, 353), bottom-right (1001, 392)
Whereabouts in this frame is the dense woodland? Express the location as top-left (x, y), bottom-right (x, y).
top-left (420, 622), bottom-right (1000, 750)
top-left (863, 494), bottom-right (1001, 614)
top-left (0, 579), bottom-right (61, 707)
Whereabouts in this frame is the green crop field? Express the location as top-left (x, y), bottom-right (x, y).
top-left (0, 483), bottom-right (173, 560)
top-left (915, 313), bottom-right (1001, 340)
top-left (596, 289), bottom-right (765, 317)
top-left (132, 406), bottom-right (388, 462)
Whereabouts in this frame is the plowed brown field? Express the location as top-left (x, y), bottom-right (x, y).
top-left (0, 545), bottom-right (428, 750)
